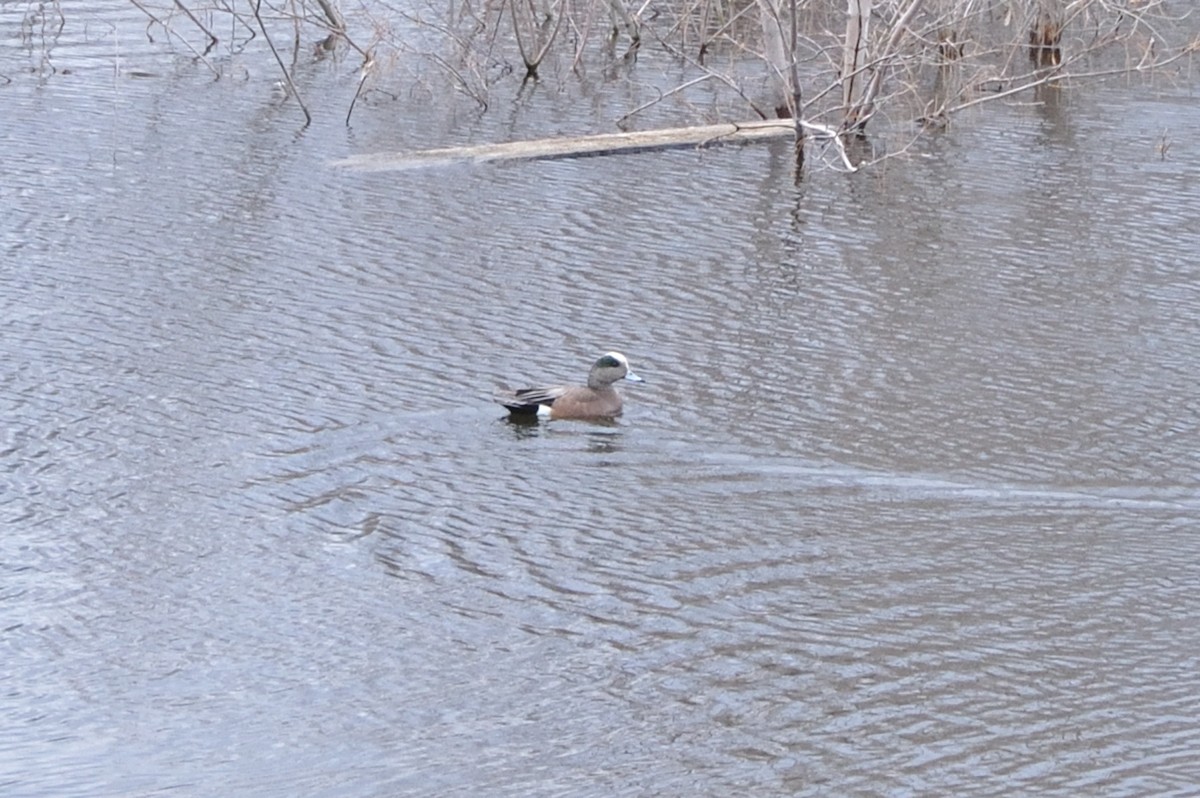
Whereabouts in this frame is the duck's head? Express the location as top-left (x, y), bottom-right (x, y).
top-left (589, 351), bottom-right (644, 388)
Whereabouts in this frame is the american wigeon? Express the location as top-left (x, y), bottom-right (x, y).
top-left (496, 351), bottom-right (645, 419)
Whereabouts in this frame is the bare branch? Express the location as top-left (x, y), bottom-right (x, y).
top-left (251, 0), bottom-right (311, 126)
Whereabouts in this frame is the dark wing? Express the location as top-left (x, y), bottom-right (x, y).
top-left (494, 384), bottom-right (569, 414)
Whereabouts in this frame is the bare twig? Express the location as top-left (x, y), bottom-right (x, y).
top-left (640, 21), bottom-right (772, 120)
top-left (346, 49), bottom-right (375, 125)
top-left (129, 0), bottom-right (220, 76)
top-left (171, 0), bottom-right (219, 55)
top-left (313, 0), bottom-right (345, 31)
top-left (252, 0), bottom-right (311, 126)
top-left (616, 74), bottom-right (714, 126)
top-left (847, 0), bottom-right (925, 134)
top-left (947, 35), bottom-right (1199, 115)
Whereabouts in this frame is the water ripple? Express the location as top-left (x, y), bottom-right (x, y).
top-left (7, 28), bottom-right (1200, 792)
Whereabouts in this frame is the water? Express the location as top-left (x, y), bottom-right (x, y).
top-left (4, 4), bottom-right (1200, 795)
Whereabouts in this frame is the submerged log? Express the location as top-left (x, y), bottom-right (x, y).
top-left (331, 120), bottom-right (796, 171)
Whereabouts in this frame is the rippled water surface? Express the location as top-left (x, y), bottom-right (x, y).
top-left (5, 5), bottom-right (1200, 796)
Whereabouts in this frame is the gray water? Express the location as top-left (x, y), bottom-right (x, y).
top-left (5, 4), bottom-right (1200, 796)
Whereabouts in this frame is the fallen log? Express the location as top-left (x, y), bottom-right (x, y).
top-left (331, 119), bottom-right (796, 171)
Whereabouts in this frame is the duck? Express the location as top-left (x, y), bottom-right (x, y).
top-left (496, 351), bottom-right (644, 419)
